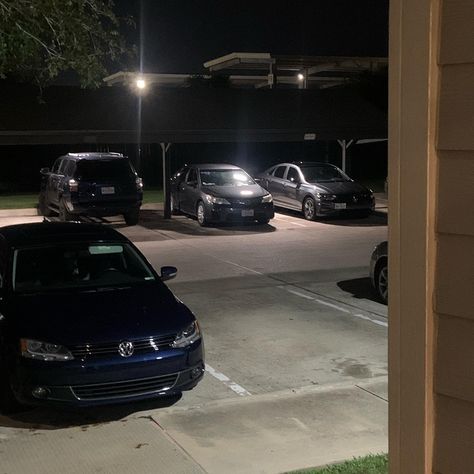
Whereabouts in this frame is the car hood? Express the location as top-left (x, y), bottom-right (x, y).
top-left (201, 184), bottom-right (268, 199)
top-left (6, 284), bottom-right (194, 345)
top-left (309, 181), bottom-right (371, 195)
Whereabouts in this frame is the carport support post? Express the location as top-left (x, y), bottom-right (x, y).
top-left (161, 143), bottom-right (172, 219)
top-left (337, 139), bottom-right (354, 173)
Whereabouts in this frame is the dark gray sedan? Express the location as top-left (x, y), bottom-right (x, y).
top-left (256, 162), bottom-right (375, 220)
top-left (170, 164), bottom-right (274, 226)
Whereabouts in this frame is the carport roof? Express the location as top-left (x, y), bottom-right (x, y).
top-left (0, 82), bottom-right (386, 145)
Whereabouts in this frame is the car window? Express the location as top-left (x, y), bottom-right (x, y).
top-left (300, 165), bottom-right (351, 183)
top-left (75, 159), bottom-right (134, 181)
top-left (186, 168), bottom-right (197, 184)
top-left (200, 169), bottom-right (254, 186)
top-left (287, 167), bottom-right (300, 183)
top-left (13, 243), bottom-right (156, 293)
top-left (63, 160), bottom-right (76, 177)
top-left (58, 159), bottom-right (70, 175)
top-left (51, 158), bottom-right (62, 174)
top-left (174, 167), bottom-right (188, 184)
top-left (273, 166), bottom-right (287, 179)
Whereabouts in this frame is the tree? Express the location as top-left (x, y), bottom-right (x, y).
top-left (0, 0), bottom-right (134, 89)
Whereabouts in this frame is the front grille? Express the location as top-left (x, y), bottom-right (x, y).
top-left (70, 334), bottom-right (176, 359)
top-left (226, 197), bottom-right (263, 208)
top-left (71, 373), bottom-right (178, 400)
top-left (335, 193), bottom-right (373, 204)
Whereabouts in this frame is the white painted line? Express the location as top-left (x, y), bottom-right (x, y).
top-left (286, 288), bottom-right (315, 300)
top-left (205, 364), bottom-right (252, 397)
top-left (281, 286), bottom-right (388, 328)
top-left (221, 259), bottom-right (265, 276)
top-left (274, 215), bottom-right (307, 227)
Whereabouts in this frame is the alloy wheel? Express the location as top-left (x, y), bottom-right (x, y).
top-left (303, 198), bottom-right (315, 220)
top-left (377, 265), bottom-right (388, 303)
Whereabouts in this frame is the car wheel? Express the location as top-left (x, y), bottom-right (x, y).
top-left (38, 195), bottom-right (53, 217)
top-left (196, 201), bottom-right (208, 227)
top-left (124, 209), bottom-right (140, 226)
top-left (58, 200), bottom-right (72, 221)
top-left (375, 260), bottom-right (388, 304)
top-left (303, 197), bottom-right (316, 220)
top-left (170, 195), bottom-right (180, 215)
top-left (257, 217), bottom-right (270, 225)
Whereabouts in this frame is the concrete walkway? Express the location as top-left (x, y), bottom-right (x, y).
top-left (0, 378), bottom-right (387, 474)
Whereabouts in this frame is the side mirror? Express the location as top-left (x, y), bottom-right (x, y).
top-left (40, 167), bottom-right (50, 175)
top-left (160, 266), bottom-right (177, 282)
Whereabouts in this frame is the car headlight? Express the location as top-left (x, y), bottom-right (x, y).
top-left (20, 339), bottom-right (74, 361)
top-left (204, 194), bottom-right (230, 205)
top-left (172, 321), bottom-right (201, 348)
top-left (316, 193), bottom-right (337, 201)
top-left (261, 194), bottom-right (273, 203)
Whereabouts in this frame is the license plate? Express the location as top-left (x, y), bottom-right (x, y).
top-left (241, 209), bottom-right (254, 217)
top-left (101, 186), bottom-right (115, 195)
top-left (334, 203), bottom-right (346, 209)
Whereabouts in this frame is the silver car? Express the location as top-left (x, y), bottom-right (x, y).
top-left (256, 162), bottom-right (374, 220)
top-left (370, 241), bottom-right (388, 304)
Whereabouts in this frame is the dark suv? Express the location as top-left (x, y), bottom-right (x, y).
top-left (38, 153), bottom-right (143, 226)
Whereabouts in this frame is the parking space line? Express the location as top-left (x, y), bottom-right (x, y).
top-left (280, 286), bottom-right (388, 328)
top-left (274, 214), bottom-right (307, 227)
top-left (205, 364), bottom-right (252, 397)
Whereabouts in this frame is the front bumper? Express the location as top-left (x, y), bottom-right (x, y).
top-left (12, 339), bottom-right (204, 407)
top-left (205, 202), bottom-right (274, 223)
top-left (316, 198), bottom-right (375, 216)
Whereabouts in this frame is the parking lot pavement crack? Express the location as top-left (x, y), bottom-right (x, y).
top-left (144, 416), bottom-right (208, 473)
top-left (355, 384), bottom-right (388, 403)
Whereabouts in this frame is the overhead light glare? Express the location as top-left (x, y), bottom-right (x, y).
top-left (136, 78), bottom-right (146, 89)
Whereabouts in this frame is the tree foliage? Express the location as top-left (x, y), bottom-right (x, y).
top-left (0, 0), bottom-right (134, 88)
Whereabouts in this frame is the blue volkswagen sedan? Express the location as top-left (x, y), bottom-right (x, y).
top-left (0, 223), bottom-right (204, 411)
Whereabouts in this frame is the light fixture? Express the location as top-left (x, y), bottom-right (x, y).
top-left (297, 73), bottom-right (305, 81)
top-left (136, 78), bottom-right (146, 89)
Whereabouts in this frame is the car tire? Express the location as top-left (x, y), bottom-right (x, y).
top-left (196, 201), bottom-right (208, 227)
top-left (58, 200), bottom-right (72, 221)
top-left (375, 259), bottom-right (388, 304)
top-left (257, 217), bottom-right (270, 225)
top-left (124, 209), bottom-right (140, 226)
top-left (303, 197), bottom-right (317, 221)
top-left (170, 195), bottom-right (180, 215)
top-left (38, 195), bottom-right (54, 217)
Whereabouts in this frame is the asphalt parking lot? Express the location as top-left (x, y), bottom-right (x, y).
top-left (0, 209), bottom-right (388, 473)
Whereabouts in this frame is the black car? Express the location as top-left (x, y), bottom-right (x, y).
top-left (38, 153), bottom-right (143, 226)
top-left (0, 222), bottom-right (204, 411)
top-left (170, 164), bottom-right (274, 226)
top-left (256, 162), bottom-right (375, 220)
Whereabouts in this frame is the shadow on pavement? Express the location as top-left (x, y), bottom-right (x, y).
top-left (0, 394), bottom-right (181, 431)
top-left (337, 277), bottom-right (382, 303)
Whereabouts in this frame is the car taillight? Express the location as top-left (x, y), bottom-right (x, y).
top-left (68, 179), bottom-right (78, 192)
top-left (136, 177), bottom-right (143, 190)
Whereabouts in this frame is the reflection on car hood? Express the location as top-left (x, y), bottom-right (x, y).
top-left (201, 184), bottom-right (268, 199)
top-left (310, 181), bottom-right (370, 194)
top-left (8, 284), bottom-right (194, 345)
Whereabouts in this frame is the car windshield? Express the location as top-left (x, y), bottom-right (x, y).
top-left (200, 169), bottom-right (255, 186)
top-left (13, 243), bottom-right (155, 293)
top-left (76, 160), bottom-right (135, 181)
top-left (300, 165), bottom-right (351, 183)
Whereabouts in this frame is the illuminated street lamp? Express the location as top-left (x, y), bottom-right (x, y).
top-left (297, 73), bottom-right (305, 81)
top-left (136, 78), bottom-right (146, 90)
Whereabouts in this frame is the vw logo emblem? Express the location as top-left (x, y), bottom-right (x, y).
top-left (118, 341), bottom-right (134, 358)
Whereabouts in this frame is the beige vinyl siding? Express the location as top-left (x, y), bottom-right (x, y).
top-left (433, 0), bottom-right (474, 472)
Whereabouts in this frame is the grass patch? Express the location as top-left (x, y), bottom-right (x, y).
top-left (288, 454), bottom-right (388, 474)
top-left (0, 193), bottom-right (39, 209)
top-left (142, 188), bottom-right (163, 204)
top-left (0, 189), bottom-right (163, 210)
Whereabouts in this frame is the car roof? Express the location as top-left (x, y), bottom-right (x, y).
top-left (191, 163), bottom-right (242, 170)
top-left (268, 162), bottom-right (336, 168)
top-left (61, 152), bottom-right (126, 161)
top-left (0, 222), bottom-right (128, 248)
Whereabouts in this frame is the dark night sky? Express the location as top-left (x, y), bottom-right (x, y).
top-left (116, 0), bottom-right (389, 74)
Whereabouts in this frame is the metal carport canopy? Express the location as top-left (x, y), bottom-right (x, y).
top-left (0, 83), bottom-right (386, 145)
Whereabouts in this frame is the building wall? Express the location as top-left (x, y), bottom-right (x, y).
top-left (433, 1), bottom-right (474, 472)
top-left (389, 0), bottom-right (474, 473)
